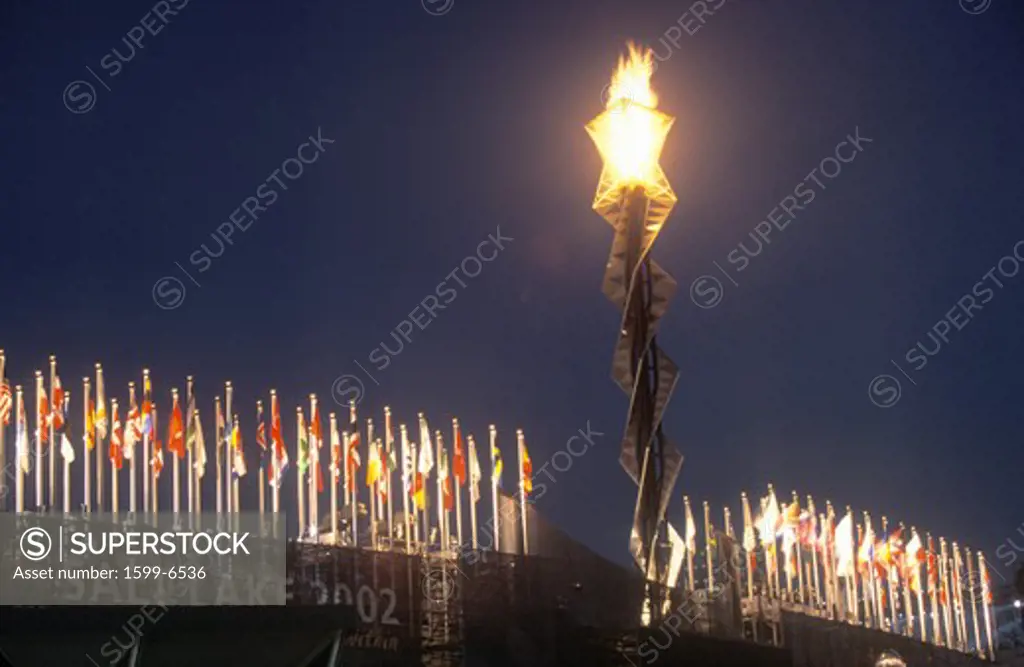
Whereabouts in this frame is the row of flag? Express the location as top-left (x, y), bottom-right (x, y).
top-left (667, 486), bottom-right (998, 660)
top-left (0, 354), bottom-right (534, 554)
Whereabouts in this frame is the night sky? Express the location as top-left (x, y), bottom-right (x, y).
top-left (1, 0), bottom-right (1022, 578)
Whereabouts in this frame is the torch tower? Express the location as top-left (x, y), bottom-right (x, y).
top-left (587, 44), bottom-right (683, 621)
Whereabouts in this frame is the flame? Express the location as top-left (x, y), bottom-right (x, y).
top-left (587, 43), bottom-right (673, 189)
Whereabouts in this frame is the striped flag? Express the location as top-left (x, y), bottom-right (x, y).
top-left (95, 372), bottom-right (108, 439)
top-left (51, 375), bottom-right (65, 431)
top-left (271, 399), bottom-right (288, 485)
top-left (519, 437), bottom-right (532, 496)
top-left (110, 403), bottom-right (123, 469)
top-left (453, 426), bottom-right (466, 487)
top-left (168, 393), bottom-right (184, 459)
top-left (0, 380), bottom-right (11, 426)
top-left (232, 421), bottom-right (246, 478)
top-left (468, 437), bottom-right (482, 503)
top-left (84, 399), bottom-right (95, 451)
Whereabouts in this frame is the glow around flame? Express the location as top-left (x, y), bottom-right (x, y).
top-left (587, 43), bottom-right (673, 189)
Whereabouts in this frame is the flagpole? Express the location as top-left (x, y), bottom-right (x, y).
top-left (953, 542), bottom-right (968, 651)
top-left (152, 405), bottom-right (160, 519)
top-left (232, 413), bottom-right (240, 535)
top-left (911, 528), bottom-right (926, 641)
top-left (489, 424), bottom-right (499, 553)
top-left (258, 400), bottom-right (265, 521)
top-left (309, 394), bottom-right (318, 543)
top-left (435, 429), bottom-right (443, 553)
top-left (215, 396), bottom-right (223, 518)
top-left (939, 538), bottom-right (952, 647)
top-left (928, 534), bottom-right (941, 645)
top-left (901, 522), bottom-right (915, 638)
top-left (34, 370), bottom-right (43, 511)
top-left (400, 424), bottom-right (412, 553)
top-left (468, 435), bottom-right (479, 552)
top-left (270, 390), bottom-right (280, 522)
top-left (296, 406), bottom-right (305, 540)
top-left (741, 492), bottom-right (754, 600)
top-left (329, 411), bottom-right (338, 544)
top-left (194, 407), bottom-right (203, 519)
top-left (128, 382), bottom-right (137, 514)
top-left (516, 430), bottom-right (532, 557)
top-left (978, 551), bottom-right (994, 660)
top-left (110, 398), bottom-right (120, 518)
top-left (367, 417), bottom-right (377, 550)
top-left (60, 390), bottom-right (70, 514)
top-left (703, 500), bottom-right (714, 593)
top-left (343, 429), bottom-right (352, 545)
top-left (684, 496), bottom-right (695, 593)
top-left (768, 486), bottom-right (781, 599)
top-left (48, 355), bottom-right (56, 509)
top-left (964, 546), bottom-right (981, 655)
top-left (453, 418), bottom-right (463, 551)
top-left (95, 365), bottom-right (105, 513)
top-left (348, 429), bottom-right (357, 548)
top-left (171, 388), bottom-right (181, 518)
top-left (225, 382), bottom-right (233, 520)
top-left (792, 492), bottom-right (804, 604)
top-left (83, 377), bottom-right (91, 514)
top-left (15, 386), bottom-right (25, 513)
top-left (822, 508), bottom-right (834, 619)
top-left (385, 407), bottom-right (395, 550)
top-left (143, 369), bottom-right (151, 517)
top-left (187, 376), bottom-right (194, 519)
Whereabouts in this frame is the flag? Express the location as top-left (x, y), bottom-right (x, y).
top-left (385, 417), bottom-right (397, 473)
top-left (367, 439), bottom-right (383, 488)
top-left (418, 417), bottom-right (434, 475)
top-left (215, 403), bottom-right (225, 472)
top-left (835, 512), bottom-right (855, 577)
top-left (109, 403), bottom-right (123, 469)
top-left (193, 411), bottom-right (207, 478)
top-left (16, 396), bottom-right (30, 473)
top-left (439, 446), bottom-right (454, 511)
top-left (797, 510), bottom-right (815, 547)
top-left (905, 531), bottom-right (923, 593)
top-left (330, 417), bottom-right (342, 478)
top-left (298, 410), bottom-right (309, 474)
top-left (858, 518), bottom-right (875, 570)
top-left (468, 437), bottom-right (482, 503)
top-left (37, 394), bottom-right (49, 445)
top-left (84, 399), bottom-right (96, 451)
top-left (151, 408), bottom-right (163, 477)
top-left (232, 421), bottom-right (246, 478)
top-left (519, 437), bottom-right (532, 496)
top-left (412, 444), bottom-right (426, 510)
top-left (125, 396), bottom-right (140, 459)
top-left (491, 441), bottom-right (503, 490)
top-left (58, 409), bottom-right (74, 463)
top-left (346, 431), bottom-right (361, 493)
top-left (683, 501), bottom-right (697, 555)
top-left (185, 394), bottom-right (196, 459)
top-left (95, 372), bottom-right (108, 439)
top-left (168, 393), bottom-right (184, 459)
top-left (759, 490), bottom-right (780, 545)
top-left (141, 377), bottom-right (153, 439)
top-left (51, 375), bottom-right (65, 431)
top-left (271, 399), bottom-right (288, 485)
top-left (310, 403), bottom-right (323, 493)
top-left (0, 380), bottom-right (12, 426)
top-left (402, 435), bottom-right (414, 495)
top-left (256, 402), bottom-right (267, 466)
top-left (453, 426), bottom-right (466, 487)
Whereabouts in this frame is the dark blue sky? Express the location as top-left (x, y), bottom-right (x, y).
top-left (1, 0), bottom-right (1022, 574)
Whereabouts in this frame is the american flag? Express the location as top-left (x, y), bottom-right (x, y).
top-left (0, 380), bottom-right (11, 426)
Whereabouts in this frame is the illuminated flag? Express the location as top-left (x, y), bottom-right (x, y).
top-left (330, 417), bottom-right (342, 479)
top-left (835, 511), bottom-right (855, 577)
top-left (151, 407), bottom-right (163, 477)
top-left (519, 437), bottom-right (532, 496)
top-left (193, 411), bottom-right (207, 478)
top-left (271, 398), bottom-right (288, 485)
top-left (16, 394), bottom-right (30, 472)
top-left (37, 394), bottom-right (49, 445)
top-left (141, 375), bottom-right (153, 438)
top-left (184, 391), bottom-right (196, 459)
top-left (84, 399), bottom-right (95, 452)
top-left (417, 416), bottom-right (434, 476)
top-left (453, 426), bottom-right (466, 487)
top-left (297, 411), bottom-right (309, 474)
top-left (125, 395), bottom-right (141, 459)
top-left (905, 531), bottom-right (924, 593)
top-left (232, 421), bottom-right (246, 478)
top-left (367, 439), bottom-right (382, 488)
top-left (468, 437), bottom-right (482, 503)
top-left (109, 402), bottom-right (123, 469)
top-left (491, 441), bottom-right (503, 490)
top-left (58, 404), bottom-right (74, 463)
top-left (439, 445), bottom-right (454, 511)
top-left (759, 490), bottom-right (780, 545)
top-left (0, 380), bottom-right (11, 426)
top-left (858, 517), bottom-right (875, 570)
top-left (684, 499), bottom-right (697, 554)
top-left (51, 375), bottom-right (65, 431)
top-left (215, 403), bottom-right (225, 473)
top-left (95, 371), bottom-right (108, 439)
top-left (309, 402), bottom-right (323, 493)
top-left (256, 402), bottom-right (267, 462)
top-left (346, 431), bottom-right (361, 493)
top-left (385, 417), bottom-right (397, 473)
top-left (168, 393), bottom-right (185, 459)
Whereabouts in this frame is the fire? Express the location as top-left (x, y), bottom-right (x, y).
top-left (587, 43), bottom-right (673, 189)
